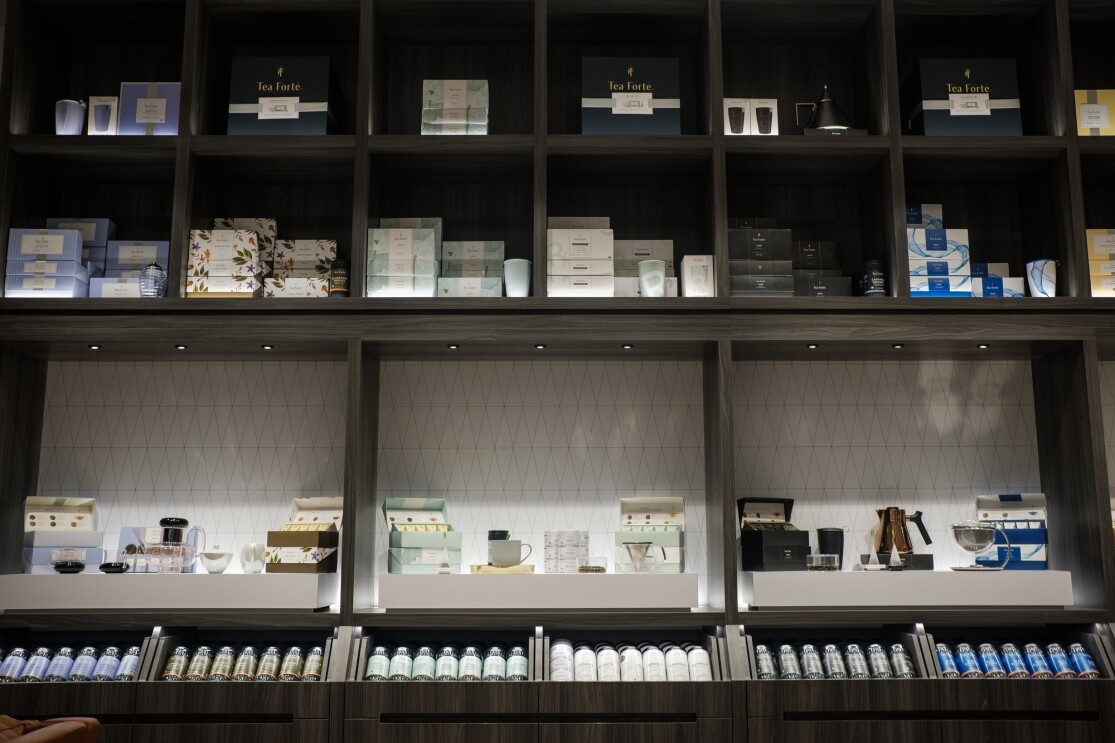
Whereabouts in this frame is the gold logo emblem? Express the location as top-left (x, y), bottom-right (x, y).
top-left (964, 68), bottom-right (971, 79)
top-left (277, 67), bottom-right (285, 78)
top-left (627, 66), bottom-right (634, 78)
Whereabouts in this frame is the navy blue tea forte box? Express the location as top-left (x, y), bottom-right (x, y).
top-left (581, 57), bottom-right (681, 135)
top-left (228, 56), bottom-right (332, 135)
top-left (903, 58), bottom-right (1022, 136)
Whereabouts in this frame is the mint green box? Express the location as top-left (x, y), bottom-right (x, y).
top-left (383, 498), bottom-right (462, 550)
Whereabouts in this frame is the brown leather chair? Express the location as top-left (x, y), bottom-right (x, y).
top-left (0, 716), bottom-right (99, 743)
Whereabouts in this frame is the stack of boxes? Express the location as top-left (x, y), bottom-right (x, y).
top-left (975, 493), bottom-right (1048, 570)
top-left (186, 228), bottom-right (266, 298)
top-left (267, 238), bottom-right (336, 298)
top-left (907, 203), bottom-right (1024, 298)
top-left (23, 497), bottom-right (103, 574)
top-left (793, 241), bottom-right (850, 296)
top-left (366, 218), bottom-right (441, 298)
top-left (383, 498), bottom-right (462, 574)
top-left (91, 239), bottom-right (172, 297)
top-left (422, 80), bottom-right (489, 136)
top-left (438, 241), bottom-right (504, 297)
top-left (5, 227), bottom-right (96, 298)
top-left (547, 217), bottom-right (615, 298)
top-left (614, 497), bottom-right (685, 574)
top-left (614, 240), bottom-right (677, 297)
top-left (727, 220), bottom-right (792, 297)
top-left (1088, 229), bottom-right (1115, 298)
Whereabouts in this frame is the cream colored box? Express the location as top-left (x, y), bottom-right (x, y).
top-left (213, 217), bottom-right (278, 238)
top-left (263, 276), bottom-right (329, 297)
top-left (189, 228), bottom-right (260, 264)
top-left (547, 229), bottom-right (614, 260)
top-left (1087, 229), bottom-right (1115, 260)
top-left (614, 276), bottom-right (679, 297)
top-left (273, 239), bottom-right (337, 272)
top-left (614, 240), bottom-right (675, 274)
top-left (366, 274), bottom-right (436, 297)
top-left (547, 259), bottom-right (615, 276)
top-left (1089, 260), bottom-right (1115, 277)
top-left (547, 216), bottom-right (610, 229)
top-left (546, 275), bottom-right (615, 297)
top-left (436, 277), bottom-right (503, 297)
top-left (1091, 275), bottom-right (1115, 297)
top-left (681, 255), bottom-right (715, 297)
top-left (185, 274), bottom-right (264, 296)
top-left (1076, 89), bottom-right (1115, 136)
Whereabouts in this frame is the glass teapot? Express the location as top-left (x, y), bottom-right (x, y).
top-left (145, 517), bottom-right (206, 573)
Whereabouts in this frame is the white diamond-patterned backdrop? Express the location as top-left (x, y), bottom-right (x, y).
top-left (732, 360), bottom-right (1041, 573)
top-left (376, 360), bottom-right (709, 603)
top-left (38, 361), bottom-right (347, 570)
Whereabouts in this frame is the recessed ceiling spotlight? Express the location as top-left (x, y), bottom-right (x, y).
top-left (447, 344), bottom-right (459, 350)
top-left (261, 344), bottom-right (274, 351)
top-left (88, 344), bottom-right (101, 351)
top-left (807, 344), bottom-right (819, 350)
top-left (892, 343), bottom-right (904, 350)
top-left (978, 343), bottom-right (990, 350)
top-left (175, 344), bottom-right (188, 351)
top-left (622, 344), bottom-right (634, 350)
top-left (535, 344), bottom-right (546, 350)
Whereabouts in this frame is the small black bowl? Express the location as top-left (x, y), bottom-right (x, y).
top-left (53, 560), bottom-right (85, 574)
top-left (99, 562), bottom-right (129, 574)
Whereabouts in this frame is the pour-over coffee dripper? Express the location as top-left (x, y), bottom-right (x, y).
top-left (950, 521), bottom-right (1010, 571)
top-left (622, 542), bottom-right (666, 573)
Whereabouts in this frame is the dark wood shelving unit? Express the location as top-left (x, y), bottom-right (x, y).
top-left (3, 1), bottom-right (1115, 742)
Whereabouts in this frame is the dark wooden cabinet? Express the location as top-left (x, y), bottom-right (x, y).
top-left (3, 2), bottom-right (1115, 742)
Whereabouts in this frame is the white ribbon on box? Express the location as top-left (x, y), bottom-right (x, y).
top-left (228, 99), bottom-right (329, 120)
top-left (581, 95), bottom-right (681, 115)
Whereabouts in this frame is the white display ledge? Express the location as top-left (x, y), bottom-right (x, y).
top-left (0, 573), bottom-right (340, 612)
top-left (739, 570), bottom-right (1073, 608)
top-left (377, 573), bottom-right (699, 610)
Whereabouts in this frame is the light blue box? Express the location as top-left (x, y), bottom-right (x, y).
top-left (907, 227), bottom-right (971, 264)
top-left (6, 259), bottom-right (95, 280)
top-left (118, 82), bottom-right (181, 135)
top-left (4, 275), bottom-right (89, 298)
top-left (90, 277), bottom-right (143, 298)
top-left (105, 240), bottom-right (170, 270)
top-left (973, 276), bottom-right (1025, 298)
top-left (908, 258), bottom-right (970, 276)
top-left (910, 275), bottom-right (971, 293)
top-left (45, 218), bottom-right (115, 247)
top-left (7, 229), bottom-right (84, 261)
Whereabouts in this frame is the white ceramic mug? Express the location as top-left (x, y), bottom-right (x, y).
top-left (638, 259), bottom-right (666, 297)
top-left (504, 259), bottom-right (531, 297)
top-left (241, 542), bottom-right (265, 574)
top-left (490, 539), bottom-right (532, 567)
top-left (1025, 259), bottom-right (1056, 298)
top-left (55, 99), bottom-right (86, 135)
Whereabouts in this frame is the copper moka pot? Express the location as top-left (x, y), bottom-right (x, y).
top-left (874, 507), bottom-right (932, 554)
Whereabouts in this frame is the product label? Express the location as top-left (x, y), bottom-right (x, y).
top-left (442, 80), bottom-right (468, 109)
top-left (23, 276), bottom-right (58, 290)
top-left (435, 656), bottom-right (459, 679)
top-left (24, 261), bottom-right (60, 274)
top-left (388, 655), bottom-right (412, 679)
top-left (482, 655), bottom-right (506, 679)
top-left (949, 92), bottom-right (991, 116)
top-left (507, 655), bottom-right (530, 679)
top-left (1080, 103), bottom-right (1110, 129)
top-left (259, 96), bottom-right (300, 120)
top-left (1092, 234), bottom-right (1115, 254)
top-left (58, 222), bottom-right (97, 242)
top-left (19, 233), bottom-right (65, 256)
top-left (135, 98), bottom-right (167, 124)
top-left (458, 655), bottom-right (482, 679)
top-left (924, 229), bottom-right (948, 252)
top-left (365, 655), bottom-right (390, 679)
top-left (102, 282), bottom-right (141, 298)
top-left (117, 244), bottom-right (158, 263)
top-left (613, 92), bottom-right (654, 114)
top-left (412, 655), bottom-right (436, 679)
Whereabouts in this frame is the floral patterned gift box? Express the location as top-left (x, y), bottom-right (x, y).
top-left (185, 274), bottom-right (264, 298)
top-left (263, 276), bottom-right (329, 298)
top-left (188, 229), bottom-right (263, 277)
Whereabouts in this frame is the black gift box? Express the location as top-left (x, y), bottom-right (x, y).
top-left (902, 58), bottom-right (1022, 136)
top-left (581, 57), bottom-right (680, 135)
top-left (738, 497), bottom-right (809, 571)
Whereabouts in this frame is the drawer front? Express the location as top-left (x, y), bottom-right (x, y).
top-left (134, 682), bottom-right (329, 717)
top-left (747, 680), bottom-right (939, 716)
top-left (345, 681), bottom-right (537, 717)
top-left (938, 679), bottom-right (1113, 714)
top-left (0, 683), bottom-right (136, 716)
top-left (539, 682), bottom-right (730, 718)
top-left (749, 718), bottom-right (940, 743)
top-left (941, 720), bottom-right (1113, 743)
top-left (540, 719), bottom-right (731, 743)
top-left (131, 720), bottom-right (326, 743)
top-left (345, 720), bottom-right (537, 743)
